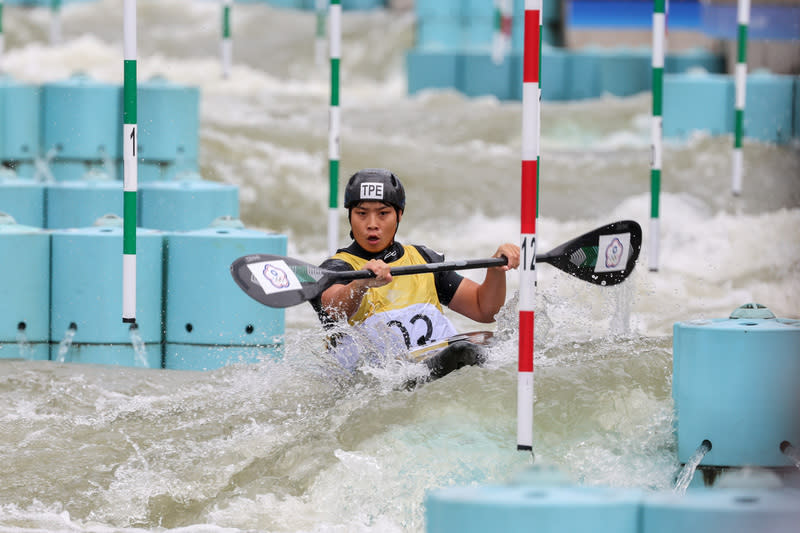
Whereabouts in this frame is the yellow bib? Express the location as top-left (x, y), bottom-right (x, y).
top-left (332, 245), bottom-right (445, 325)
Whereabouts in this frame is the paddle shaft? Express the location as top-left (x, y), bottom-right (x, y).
top-left (328, 256), bottom-right (510, 283)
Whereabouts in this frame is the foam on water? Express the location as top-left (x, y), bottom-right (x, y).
top-left (1, 0), bottom-right (798, 531)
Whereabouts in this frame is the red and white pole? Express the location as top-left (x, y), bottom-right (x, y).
top-left (518, 0), bottom-right (540, 453)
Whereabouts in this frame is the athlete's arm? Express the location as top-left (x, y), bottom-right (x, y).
top-left (447, 243), bottom-right (520, 323)
top-left (319, 259), bottom-right (392, 320)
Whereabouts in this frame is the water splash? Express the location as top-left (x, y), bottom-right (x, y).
top-left (55, 323), bottom-right (77, 363)
top-left (781, 441), bottom-right (800, 470)
top-left (674, 439), bottom-right (712, 495)
top-left (129, 325), bottom-right (149, 367)
top-left (15, 323), bottom-right (33, 359)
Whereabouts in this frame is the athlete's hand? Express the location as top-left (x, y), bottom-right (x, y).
top-left (492, 243), bottom-right (520, 271)
top-left (361, 259), bottom-right (393, 288)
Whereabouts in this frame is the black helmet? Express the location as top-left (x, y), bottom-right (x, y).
top-left (343, 168), bottom-right (405, 211)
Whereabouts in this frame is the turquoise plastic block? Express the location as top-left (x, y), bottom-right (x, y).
top-left (665, 48), bottom-right (725, 74)
top-left (567, 49), bottom-right (602, 100)
top-left (50, 226), bottom-right (163, 348)
top-left (673, 316), bottom-right (800, 467)
top-left (744, 72), bottom-right (795, 144)
top-left (642, 488), bottom-right (800, 533)
top-left (0, 219), bottom-right (50, 359)
top-left (796, 77), bottom-right (800, 140)
top-left (0, 75), bottom-right (40, 161)
top-left (459, 52), bottom-right (514, 100)
top-left (163, 225), bottom-right (287, 370)
top-left (163, 344), bottom-right (283, 371)
top-left (0, 343), bottom-right (50, 360)
top-left (45, 180), bottom-right (123, 229)
top-left (426, 486), bottom-right (642, 533)
top-left (0, 177), bottom-right (45, 228)
top-left (542, 47), bottom-right (570, 101)
top-left (48, 160), bottom-right (118, 182)
top-left (52, 343), bottom-right (162, 368)
top-left (416, 20), bottom-right (464, 50)
top-left (341, 0), bottom-right (383, 10)
top-left (138, 179), bottom-right (240, 231)
top-left (406, 50), bottom-right (460, 94)
top-left (415, 0), bottom-right (461, 17)
top-left (597, 48), bottom-right (651, 97)
top-left (138, 77), bottom-right (200, 163)
top-left (41, 74), bottom-right (122, 160)
top-left (663, 72), bottom-right (734, 139)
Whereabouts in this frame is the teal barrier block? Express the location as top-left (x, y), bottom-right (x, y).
top-left (164, 344), bottom-right (283, 371)
top-left (416, 21), bottom-right (464, 50)
top-left (673, 315), bottom-right (800, 467)
top-left (0, 75), bottom-right (40, 162)
top-left (426, 486), bottom-right (642, 533)
top-left (597, 48), bottom-right (651, 97)
top-left (0, 219), bottom-right (50, 361)
top-left (642, 488), bottom-right (800, 533)
top-left (406, 50), bottom-right (460, 95)
top-left (163, 224), bottom-right (287, 370)
top-left (744, 71), bottom-right (795, 144)
top-left (138, 179), bottom-right (240, 232)
top-left (796, 76), bottom-right (800, 140)
top-left (567, 49), bottom-right (602, 100)
top-left (41, 74), bottom-right (122, 161)
top-left (0, 176), bottom-right (45, 228)
top-left (665, 48), bottom-right (725, 74)
top-left (50, 226), bottom-right (164, 368)
top-left (415, 0), bottom-right (461, 17)
top-left (663, 72), bottom-right (734, 139)
top-left (45, 180), bottom-right (123, 229)
top-left (138, 77), bottom-right (200, 166)
top-left (53, 343), bottom-right (162, 367)
top-left (542, 47), bottom-right (570, 100)
top-left (459, 51), bottom-right (514, 100)
top-left (341, 0), bottom-right (384, 9)
top-left (462, 0), bottom-right (494, 50)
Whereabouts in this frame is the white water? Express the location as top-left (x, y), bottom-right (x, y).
top-left (1, 0), bottom-right (799, 531)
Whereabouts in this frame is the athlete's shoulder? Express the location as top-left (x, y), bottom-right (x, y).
top-left (411, 244), bottom-right (445, 263)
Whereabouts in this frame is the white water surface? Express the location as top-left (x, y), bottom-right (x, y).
top-left (1, 1), bottom-right (798, 531)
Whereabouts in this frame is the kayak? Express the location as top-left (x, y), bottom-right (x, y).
top-left (405, 331), bottom-right (492, 381)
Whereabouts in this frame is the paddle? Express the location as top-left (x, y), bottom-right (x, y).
top-left (230, 219), bottom-right (642, 308)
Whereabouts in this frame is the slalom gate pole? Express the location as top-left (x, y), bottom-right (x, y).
top-left (649, 0), bottom-right (665, 272)
top-left (327, 0), bottom-right (341, 256)
top-left (518, 0), bottom-right (540, 454)
top-left (731, 0), bottom-right (750, 196)
top-left (122, 0), bottom-right (137, 324)
top-left (50, 0), bottom-right (61, 45)
top-left (221, 0), bottom-right (232, 79)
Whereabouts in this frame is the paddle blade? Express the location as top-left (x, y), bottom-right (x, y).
top-left (230, 254), bottom-right (333, 308)
top-left (538, 220), bottom-right (642, 286)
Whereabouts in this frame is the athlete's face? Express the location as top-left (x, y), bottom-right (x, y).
top-left (350, 201), bottom-right (402, 254)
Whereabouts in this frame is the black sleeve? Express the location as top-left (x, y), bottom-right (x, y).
top-left (413, 245), bottom-right (464, 307)
top-left (309, 258), bottom-right (354, 328)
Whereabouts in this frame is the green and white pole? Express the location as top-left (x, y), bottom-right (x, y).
top-left (327, 0), bottom-right (341, 256)
top-left (491, 0), bottom-right (512, 65)
top-left (123, 0), bottom-right (137, 324)
top-left (221, 0), bottom-right (232, 79)
top-left (315, 0), bottom-right (327, 67)
top-left (50, 0), bottom-right (61, 45)
top-left (731, 0), bottom-right (750, 196)
top-left (649, 0), bottom-right (665, 272)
